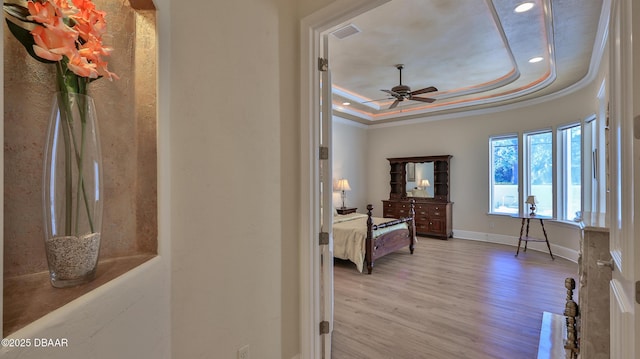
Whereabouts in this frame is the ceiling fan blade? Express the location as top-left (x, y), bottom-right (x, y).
top-left (411, 86), bottom-right (438, 95)
top-left (362, 97), bottom-right (393, 104)
top-left (410, 96), bottom-right (436, 103)
top-left (389, 99), bottom-right (401, 109)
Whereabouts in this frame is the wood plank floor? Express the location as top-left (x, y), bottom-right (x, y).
top-left (332, 237), bottom-right (578, 359)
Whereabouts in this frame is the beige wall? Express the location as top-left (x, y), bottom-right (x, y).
top-left (332, 118), bottom-right (369, 212)
top-left (169, 0), bottom-right (283, 356)
top-left (171, 0), bottom-right (333, 358)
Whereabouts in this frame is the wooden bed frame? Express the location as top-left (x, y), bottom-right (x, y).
top-left (365, 200), bottom-right (416, 274)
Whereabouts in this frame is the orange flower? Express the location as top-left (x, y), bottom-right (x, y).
top-left (71, 0), bottom-right (95, 12)
top-left (51, 0), bottom-right (77, 17)
top-left (31, 23), bottom-right (77, 62)
top-left (27, 1), bottom-right (60, 26)
top-left (11, 0), bottom-right (117, 82)
top-left (72, 3), bottom-right (107, 40)
top-left (67, 53), bottom-right (98, 78)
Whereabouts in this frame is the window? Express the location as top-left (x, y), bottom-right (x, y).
top-left (525, 131), bottom-right (553, 216)
top-left (558, 124), bottom-right (581, 221)
top-left (490, 122), bottom-right (585, 221)
top-left (489, 135), bottom-right (518, 214)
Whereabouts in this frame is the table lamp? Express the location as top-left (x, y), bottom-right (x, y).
top-left (419, 179), bottom-right (431, 189)
top-left (525, 195), bottom-right (537, 215)
top-left (335, 178), bottom-right (351, 208)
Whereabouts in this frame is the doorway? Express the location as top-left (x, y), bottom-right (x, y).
top-left (302, 1), bottom-right (640, 358)
top-left (299, 1), bottom-right (390, 358)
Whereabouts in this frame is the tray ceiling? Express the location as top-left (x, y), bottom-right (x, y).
top-left (328, 0), bottom-right (606, 124)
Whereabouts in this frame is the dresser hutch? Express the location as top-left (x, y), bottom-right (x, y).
top-left (382, 155), bottom-right (453, 239)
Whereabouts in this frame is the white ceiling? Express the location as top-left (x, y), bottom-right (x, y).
top-left (328, 0), bottom-right (606, 125)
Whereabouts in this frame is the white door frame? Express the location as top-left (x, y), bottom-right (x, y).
top-left (607, 0), bottom-right (638, 357)
top-left (633, 1), bottom-right (640, 355)
top-left (299, 1), bottom-right (389, 358)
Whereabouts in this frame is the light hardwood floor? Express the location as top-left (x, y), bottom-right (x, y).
top-left (332, 237), bottom-right (577, 359)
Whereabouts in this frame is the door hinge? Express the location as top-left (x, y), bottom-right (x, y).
top-left (319, 146), bottom-right (329, 160)
top-left (319, 320), bottom-right (330, 334)
top-left (319, 232), bottom-right (329, 245)
top-left (636, 281), bottom-right (640, 304)
top-left (318, 57), bottom-right (328, 72)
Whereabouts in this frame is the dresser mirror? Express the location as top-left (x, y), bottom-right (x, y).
top-left (405, 162), bottom-right (434, 198)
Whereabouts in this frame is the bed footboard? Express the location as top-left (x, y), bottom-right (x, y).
top-left (365, 199), bottom-right (416, 274)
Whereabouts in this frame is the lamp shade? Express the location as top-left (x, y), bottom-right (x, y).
top-left (335, 179), bottom-right (351, 191)
top-left (525, 195), bottom-right (537, 205)
top-left (420, 179), bottom-right (431, 187)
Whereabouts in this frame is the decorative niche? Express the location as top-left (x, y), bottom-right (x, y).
top-left (3, 0), bottom-right (158, 336)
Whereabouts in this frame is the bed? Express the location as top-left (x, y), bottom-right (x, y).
top-left (333, 201), bottom-right (416, 274)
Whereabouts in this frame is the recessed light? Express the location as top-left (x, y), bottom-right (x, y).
top-left (342, 102), bottom-right (351, 106)
top-left (515, 2), bottom-right (534, 13)
top-left (528, 56), bottom-right (544, 63)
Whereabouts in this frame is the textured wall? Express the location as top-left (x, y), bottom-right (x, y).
top-left (3, 0), bottom-right (157, 278)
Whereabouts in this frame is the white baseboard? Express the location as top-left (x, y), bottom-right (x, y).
top-left (452, 229), bottom-right (579, 263)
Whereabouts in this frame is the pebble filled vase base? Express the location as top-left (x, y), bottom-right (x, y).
top-left (43, 92), bottom-right (103, 289)
top-left (45, 232), bottom-right (101, 288)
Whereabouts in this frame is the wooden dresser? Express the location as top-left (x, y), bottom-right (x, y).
top-left (383, 155), bottom-right (453, 239)
top-left (383, 200), bottom-right (452, 239)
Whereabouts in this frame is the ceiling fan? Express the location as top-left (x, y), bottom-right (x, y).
top-left (375, 64), bottom-right (438, 109)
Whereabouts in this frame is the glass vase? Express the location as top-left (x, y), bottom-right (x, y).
top-left (43, 92), bottom-right (103, 288)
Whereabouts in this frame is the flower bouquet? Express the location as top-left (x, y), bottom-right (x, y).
top-left (4, 0), bottom-right (117, 287)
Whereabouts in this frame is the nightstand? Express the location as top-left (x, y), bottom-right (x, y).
top-left (336, 207), bottom-right (357, 215)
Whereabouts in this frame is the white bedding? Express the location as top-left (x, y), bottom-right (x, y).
top-left (333, 213), bottom-right (408, 272)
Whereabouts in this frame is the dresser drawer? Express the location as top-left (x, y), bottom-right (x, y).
top-left (415, 223), bottom-right (430, 232)
top-left (414, 204), bottom-right (429, 217)
top-left (383, 201), bottom-right (398, 210)
top-left (414, 213), bottom-right (429, 223)
top-left (429, 205), bottom-right (445, 217)
top-left (382, 201), bottom-right (399, 218)
top-left (391, 201), bottom-right (410, 216)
